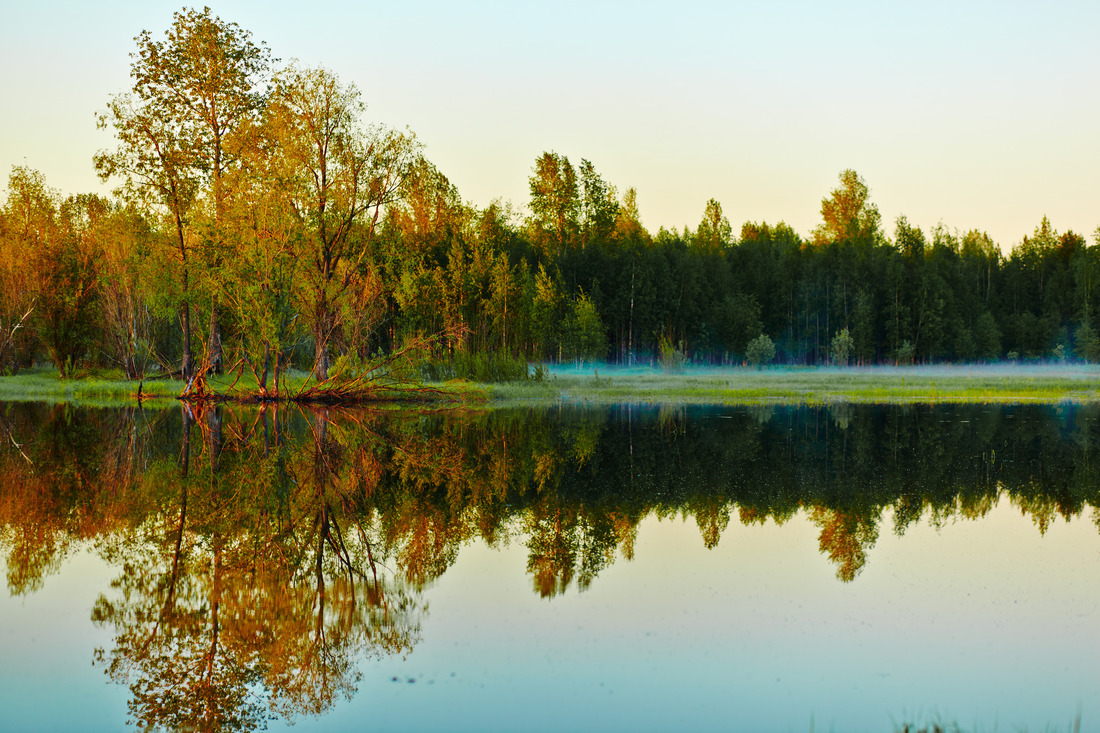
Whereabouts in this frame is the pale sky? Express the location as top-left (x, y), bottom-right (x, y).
top-left (2, 0), bottom-right (1097, 252)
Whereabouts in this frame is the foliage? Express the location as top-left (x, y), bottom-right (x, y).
top-left (420, 350), bottom-right (533, 383)
top-left (1076, 320), bottom-right (1100, 363)
top-left (266, 63), bottom-right (418, 379)
top-left (813, 169), bottom-right (882, 246)
top-left (694, 198), bottom-right (732, 252)
top-left (566, 291), bottom-right (607, 365)
top-left (10, 8), bottom-right (1100, 386)
top-left (528, 151), bottom-right (579, 258)
top-left (745, 333), bottom-right (775, 368)
top-left (831, 328), bottom-right (854, 366)
top-left (894, 340), bottom-right (916, 366)
top-left (658, 336), bottom-right (686, 373)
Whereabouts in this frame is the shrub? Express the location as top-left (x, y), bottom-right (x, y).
top-left (1076, 321), bottom-right (1100, 362)
top-left (745, 333), bottom-right (775, 368)
top-left (421, 350), bottom-right (533, 383)
top-left (658, 336), bottom-right (686, 373)
top-left (830, 328), bottom-right (854, 366)
top-left (895, 340), bottom-right (916, 366)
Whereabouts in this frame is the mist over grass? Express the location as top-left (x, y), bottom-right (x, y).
top-left (2, 361), bottom-right (1098, 407)
top-left (490, 361), bottom-right (1100, 405)
top-left (545, 361), bottom-right (1100, 379)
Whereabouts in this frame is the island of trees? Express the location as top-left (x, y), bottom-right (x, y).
top-left (2, 7), bottom-right (1098, 391)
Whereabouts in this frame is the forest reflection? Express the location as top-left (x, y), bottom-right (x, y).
top-left (2, 400), bottom-right (1099, 729)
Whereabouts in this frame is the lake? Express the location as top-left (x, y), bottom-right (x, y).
top-left (1, 401), bottom-right (1096, 732)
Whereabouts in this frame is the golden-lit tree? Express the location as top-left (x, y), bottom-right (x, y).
top-left (265, 63), bottom-right (417, 379)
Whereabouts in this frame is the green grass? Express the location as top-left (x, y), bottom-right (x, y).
top-left (3, 364), bottom-right (1099, 407)
top-left (0, 368), bottom-right (178, 406)
top-left (484, 364), bottom-right (1100, 406)
top-left (0, 367), bottom-right (488, 406)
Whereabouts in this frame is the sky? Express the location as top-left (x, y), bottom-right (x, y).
top-left (1, 0), bottom-right (1097, 252)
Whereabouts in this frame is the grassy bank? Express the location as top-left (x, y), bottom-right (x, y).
top-left (2, 364), bottom-right (1099, 407)
top-left (0, 369), bottom-right (180, 406)
top-left (487, 364), bottom-right (1100, 406)
top-left (0, 368), bottom-right (485, 407)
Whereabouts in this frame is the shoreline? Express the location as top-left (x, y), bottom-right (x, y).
top-left (1, 364), bottom-right (1099, 408)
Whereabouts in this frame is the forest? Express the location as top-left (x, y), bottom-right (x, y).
top-left (1, 7), bottom-right (1098, 386)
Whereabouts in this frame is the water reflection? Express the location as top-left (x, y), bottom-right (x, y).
top-left (1, 401), bottom-right (1099, 729)
top-left (87, 405), bottom-right (421, 730)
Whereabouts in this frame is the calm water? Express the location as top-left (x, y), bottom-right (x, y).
top-left (1, 401), bottom-right (1098, 732)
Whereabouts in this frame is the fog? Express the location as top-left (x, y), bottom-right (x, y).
top-left (545, 361), bottom-right (1100, 380)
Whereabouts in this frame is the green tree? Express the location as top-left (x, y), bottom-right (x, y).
top-left (745, 333), bottom-right (775, 367)
top-left (830, 328), bottom-right (854, 366)
top-left (2, 170), bottom-right (100, 377)
top-left (98, 6), bottom-right (270, 377)
top-left (716, 292), bottom-right (762, 356)
top-left (578, 159), bottom-right (618, 250)
top-left (566, 291), bottom-right (607, 365)
top-left (0, 166), bottom-right (46, 373)
top-left (1075, 320), bottom-right (1100, 362)
top-left (528, 152), bottom-right (579, 260)
top-left (95, 203), bottom-right (157, 379)
top-left (266, 63), bottom-right (417, 379)
top-left (694, 198), bottom-right (732, 252)
top-left (850, 289), bottom-right (876, 364)
top-left (126, 6), bottom-right (272, 373)
top-left (219, 153), bottom-right (303, 395)
top-left (96, 93), bottom-right (200, 377)
top-left (973, 311), bottom-right (1002, 361)
top-left (532, 264), bottom-right (565, 361)
top-left (813, 169), bottom-right (881, 246)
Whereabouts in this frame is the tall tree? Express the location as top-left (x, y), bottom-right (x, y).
top-left (694, 198), bottom-right (732, 252)
top-left (0, 167), bottom-right (47, 372)
top-left (813, 169), bottom-right (881, 246)
top-left (98, 6), bottom-right (270, 377)
top-left (96, 94), bottom-right (200, 377)
top-left (578, 159), bottom-right (619, 250)
top-left (266, 63), bottom-right (417, 379)
top-left (528, 152), bottom-right (579, 260)
top-left (132, 6), bottom-right (270, 373)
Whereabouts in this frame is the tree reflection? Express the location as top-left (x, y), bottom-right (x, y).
top-left (809, 507), bottom-right (879, 582)
top-left (0, 403), bottom-right (148, 594)
top-left (90, 403), bottom-right (423, 731)
top-left (5, 401), bottom-right (1100, 728)
top-left (523, 503), bottom-right (626, 597)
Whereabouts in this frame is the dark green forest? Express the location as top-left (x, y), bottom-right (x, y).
top-left (2, 7), bottom-right (1098, 382)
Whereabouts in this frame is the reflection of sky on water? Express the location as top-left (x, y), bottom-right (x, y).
top-left (0, 548), bottom-right (129, 730)
top-left (2, 397), bottom-right (1099, 732)
top-left (328, 500), bottom-right (1092, 733)
top-left (2, 501), bottom-right (1096, 731)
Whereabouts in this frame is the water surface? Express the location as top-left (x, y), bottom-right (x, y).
top-left (1, 402), bottom-right (1096, 731)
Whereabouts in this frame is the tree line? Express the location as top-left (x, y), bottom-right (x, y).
top-left (2, 7), bottom-right (1098, 381)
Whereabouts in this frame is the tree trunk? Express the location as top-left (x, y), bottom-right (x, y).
top-left (314, 325), bottom-right (330, 381)
top-left (258, 341), bottom-right (270, 394)
top-left (181, 304), bottom-right (192, 379)
top-left (206, 302), bottom-right (222, 375)
top-left (272, 350), bottom-right (282, 397)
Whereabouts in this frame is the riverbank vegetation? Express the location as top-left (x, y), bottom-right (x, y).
top-left (3, 363), bottom-right (1098, 408)
top-left (3, 8), bottom-right (1100, 404)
